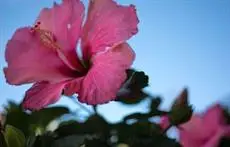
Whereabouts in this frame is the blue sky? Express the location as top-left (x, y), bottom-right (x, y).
top-left (0, 0), bottom-right (230, 124)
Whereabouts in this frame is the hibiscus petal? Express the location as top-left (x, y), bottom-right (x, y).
top-left (178, 105), bottom-right (230, 147)
top-left (81, 0), bottom-right (139, 61)
top-left (203, 104), bottom-right (225, 132)
top-left (63, 77), bottom-right (84, 96)
top-left (22, 81), bottom-right (65, 110)
top-left (179, 129), bottom-right (201, 147)
top-left (223, 126), bottom-right (230, 136)
top-left (4, 27), bottom-right (76, 85)
top-left (78, 43), bottom-right (135, 105)
top-left (180, 115), bottom-right (207, 139)
top-left (36, 0), bottom-right (85, 70)
top-left (203, 128), bottom-right (227, 147)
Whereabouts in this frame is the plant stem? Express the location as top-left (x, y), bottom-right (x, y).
top-left (162, 124), bottom-right (173, 134)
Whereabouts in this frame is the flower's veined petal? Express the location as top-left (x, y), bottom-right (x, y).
top-left (63, 77), bottom-right (84, 96)
top-left (4, 27), bottom-right (76, 85)
top-left (78, 43), bottom-right (135, 104)
top-left (81, 0), bottom-right (139, 61)
top-left (22, 81), bottom-right (65, 110)
top-left (37, 0), bottom-right (85, 70)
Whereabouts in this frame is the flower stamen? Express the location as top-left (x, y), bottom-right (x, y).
top-left (30, 21), bottom-right (61, 50)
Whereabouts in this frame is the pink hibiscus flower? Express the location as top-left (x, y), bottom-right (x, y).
top-left (160, 104), bottom-right (230, 147)
top-left (4, 0), bottom-right (139, 110)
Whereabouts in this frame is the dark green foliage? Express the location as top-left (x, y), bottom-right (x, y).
top-left (117, 90), bottom-right (149, 104)
top-left (126, 69), bottom-right (149, 90)
top-left (0, 130), bottom-right (7, 147)
top-left (83, 138), bottom-right (110, 147)
top-left (4, 101), bottom-right (70, 137)
top-left (116, 69), bottom-right (150, 104)
top-left (52, 135), bottom-right (86, 147)
top-left (5, 69), bottom-right (226, 147)
top-left (218, 137), bottom-right (230, 147)
top-left (55, 115), bottom-right (109, 137)
top-left (168, 88), bottom-right (193, 126)
top-left (54, 121), bottom-right (85, 137)
top-left (150, 97), bottom-right (162, 112)
top-left (32, 132), bottom-right (55, 147)
top-left (4, 101), bottom-right (30, 136)
top-left (4, 125), bottom-right (26, 147)
top-left (30, 107), bottom-right (69, 127)
top-left (84, 115), bottom-right (110, 134)
top-left (169, 105), bottom-right (193, 126)
top-left (1, 97), bottom-right (185, 147)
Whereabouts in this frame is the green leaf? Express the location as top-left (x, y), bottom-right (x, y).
top-left (4, 101), bottom-right (21, 112)
top-left (124, 69), bottom-right (149, 90)
top-left (169, 105), bottom-right (193, 126)
top-left (5, 102), bottom-right (70, 137)
top-left (126, 69), bottom-right (135, 78)
top-left (55, 121), bottom-right (85, 137)
top-left (116, 69), bottom-right (149, 105)
top-left (4, 101), bottom-right (30, 136)
top-left (26, 135), bottom-right (37, 147)
top-left (128, 134), bottom-right (182, 147)
top-left (155, 136), bottom-right (182, 147)
top-left (115, 121), bottom-right (181, 147)
top-left (4, 125), bottom-right (26, 147)
top-left (84, 115), bottom-right (109, 134)
top-left (30, 106), bottom-right (70, 127)
top-left (0, 131), bottom-right (7, 147)
top-left (116, 90), bottom-right (149, 105)
top-left (116, 143), bottom-right (129, 147)
top-left (52, 135), bottom-right (85, 147)
top-left (55, 115), bottom-right (109, 138)
top-left (169, 88), bottom-right (193, 126)
top-left (32, 132), bottom-right (55, 147)
top-left (127, 71), bottom-right (149, 90)
top-left (170, 88), bottom-right (188, 109)
top-left (83, 138), bottom-right (109, 147)
top-left (28, 106), bottom-right (70, 134)
top-left (130, 121), bottom-right (160, 137)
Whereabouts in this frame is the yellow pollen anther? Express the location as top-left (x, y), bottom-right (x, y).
top-left (30, 22), bottom-right (61, 50)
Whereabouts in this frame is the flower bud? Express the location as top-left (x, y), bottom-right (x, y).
top-left (169, 88), bottom-right (193, 126)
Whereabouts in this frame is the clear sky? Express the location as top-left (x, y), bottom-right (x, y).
top-left (0, 0), bottom-right (230, 124)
